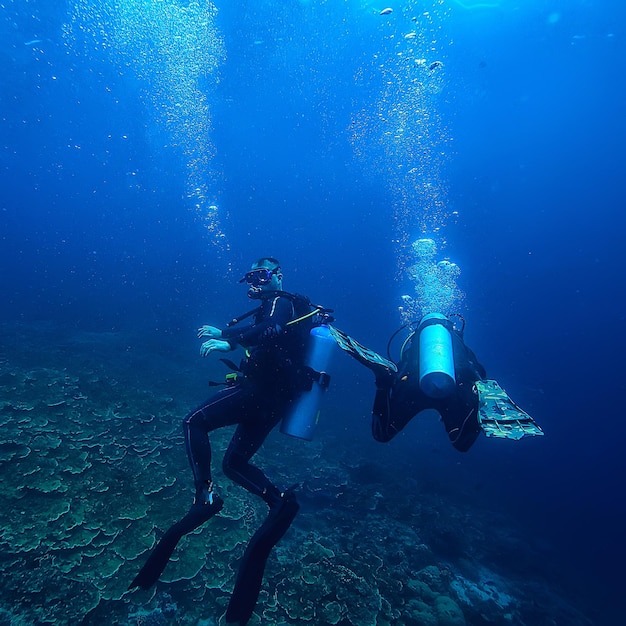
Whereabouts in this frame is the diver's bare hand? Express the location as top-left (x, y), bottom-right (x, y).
top-left (198, 325), bottom-right (223, 339)
top-left (200, 339), bottom-right (231, 357)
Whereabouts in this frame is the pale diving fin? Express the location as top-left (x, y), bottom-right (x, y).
top-left (327, 325), bottom-right (397, 376)
top-left (474, 379), bottom-right (544, 440)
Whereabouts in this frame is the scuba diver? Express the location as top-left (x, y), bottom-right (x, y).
top-left (130, 257), bottom-right (329, 625)
top-left (129, 258), bottom-right (541, 623)
top-left (336, 312), bottom-right (543, 448)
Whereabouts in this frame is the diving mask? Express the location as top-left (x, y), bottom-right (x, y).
top-left (239, 267), bottom-right (279, 287)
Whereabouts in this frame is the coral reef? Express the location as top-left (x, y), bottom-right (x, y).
top-left (0, 324), bottom-right (593, 625)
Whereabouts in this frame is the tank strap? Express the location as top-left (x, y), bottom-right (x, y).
top-left (295, 365), bottom-right (331, 391)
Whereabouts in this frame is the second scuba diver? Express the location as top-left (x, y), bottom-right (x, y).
top-left (359, 313), bottom-right (543, 448)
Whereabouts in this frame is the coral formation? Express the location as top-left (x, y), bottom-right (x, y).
top-left (0, 324), bottom-right (593, 625)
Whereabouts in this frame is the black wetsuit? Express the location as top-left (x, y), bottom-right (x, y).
top-left (372, 329), bottom-right (487, 452)
top-left (183, 294), bottom-right (305, 505)
top-left (129, 293), bottom-right (306, 595)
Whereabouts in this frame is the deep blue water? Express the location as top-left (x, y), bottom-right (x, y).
top-left (2, 1), bottom-right (625, 624)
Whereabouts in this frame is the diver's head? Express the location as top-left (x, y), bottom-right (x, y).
top-left (239, 257), bottom-right (283, 298)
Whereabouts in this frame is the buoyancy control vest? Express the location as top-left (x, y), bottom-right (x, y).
top-left (227, 291), bottom-right (336, 441)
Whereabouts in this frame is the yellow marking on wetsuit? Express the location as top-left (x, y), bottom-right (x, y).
top-left (286, 307), bottom-right (321, 327)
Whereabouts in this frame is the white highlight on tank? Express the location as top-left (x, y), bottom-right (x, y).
top-left (418, 313), bottom-right (456, 398)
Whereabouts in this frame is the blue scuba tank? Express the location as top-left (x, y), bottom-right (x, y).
top-left (418, 313), bottom-right (456, 398)
top-left (280, 325), bottom-right (335, 440)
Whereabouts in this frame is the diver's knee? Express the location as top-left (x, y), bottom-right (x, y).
top-left (181, 415), bottom-right (194, 437)
top-left (371, 422), bottom-right (395, 443)
top-left (451, 438), bottom-right (474, 452)
top-left (372, 432), bottom-right (393, 443)
top-left (221, 455), bottom-right (233, 478)
top-left (182, 406), bottom-right (199, 429)
top-left (448, 426), bottom-right (481, 452)
top-left (222, 450), bottom-right (244, 479)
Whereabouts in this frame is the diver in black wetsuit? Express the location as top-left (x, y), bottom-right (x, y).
top-left (130, 257), bottom-right (302, 625)
top-left (371, 320), bottom-right (487, 452)
top-left (186, 257), bottom-right (304, 510)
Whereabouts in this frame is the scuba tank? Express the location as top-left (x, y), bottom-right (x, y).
top-left (416, 313), bottom-right (456, 398)
top-left (280, 325), bottom-right (335, 441)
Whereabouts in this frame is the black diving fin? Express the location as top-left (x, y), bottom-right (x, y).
top-left (225, 491), bottom-right (299, 625)
top-left (129, 495), bottom-right (224, 590)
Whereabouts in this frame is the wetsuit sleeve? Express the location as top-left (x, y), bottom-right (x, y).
top-left (221, 297), bottom-right (294, 348)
